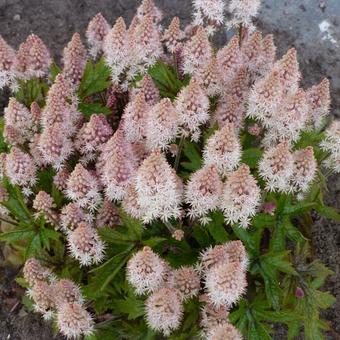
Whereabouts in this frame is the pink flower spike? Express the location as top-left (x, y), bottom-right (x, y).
top-left (17, 34), bottom-right (51, 78)
top-left (0, 35), bottom-right (18, 89)
top-left (5, 147), bottom-right (37, 189)
top-left (86, 13), bottom-right (110, 58)
top-left (121, 91), bottom-right (150, 143)
top-left (203, 124), bottom-right (242, 176)
top-left (135, 149), bottom-right (183, 223)
top-left (146, 98), bottom-right (180, 150)
top-left (175, 77), bottom-right (209, 141)
top-left (67, 222), bottom-right (105, 266)
top-left (126, 246), bottom-right (170, 295)
top-left (66, 163), bottom-right (102, 210)
top-left (145, 287), bottom-right (183, 336)
top-left (220, 164), bottom-right (261, 228)
top-left (182, 26), bottom-right (213, 75)
top-left (100, 128), bottom-right (137, 201)
top-left (185, 164), bottom-right (223, 223)
top-left (38, 123), bottom-right (73, 170)
top-left (62, 33), bottom-right (87, 87)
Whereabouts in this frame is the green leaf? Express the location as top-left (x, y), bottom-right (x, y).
top-left (283, 202), bottom-right (316, 215)
top-left (251, 213), bottom-right (276, 228)
top-left (15, 277), bottom-right (29, 288)
top-left (25, 233), bottom-right (42, 258)
top-left (0, 229), bottom-right (35, 242)
top-left (111, 296), bottom-right (145, 320)
top-left (206, 211), bottom-right (229, 243)
top-left (192, 224), bottom-right (211, 247)
top-left (313, 290), bottom-right (336, 309)
top-left (287, 320), bottom-right (301, 340)
top-left (79, 58), bottom-right (111, 98)
top-left (260, 251), bottom-right (297, 275)
top-left (98, 228), bottom-right (134, 245)
top-left (233, 226), bottom-right (262, 257)
top-left (247, 321), bottom-right (272, 340)
top-left (49, 62), bottom-right (61, 82)
top-left (260, 268), bottom-right (281, 310)
top-left (100, 252), bottom-right (131, 291)
top-left (282, 219), bottom-right (307, 245)
top-left (148, 62), bottom-right (183, 98)
top-left (253, 309), bottom-right (298, 324)
top-left (78, 102), bottom-right (112, 118)
top-left (181, 140), bottom-right (202, 172)
top-left (315, 204), bottom-right (340, 221)
top-left (241, 148), bottom-right (263, 169)
top-left (0, 118), bottom-right (8, 153)
top-left (142, 237), bottom-right (167, 247)
top-left (119, 209), bottom-right (144, 241)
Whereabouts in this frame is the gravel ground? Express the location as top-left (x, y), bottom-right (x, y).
top-left (0, 0), bottom-right (340, 339)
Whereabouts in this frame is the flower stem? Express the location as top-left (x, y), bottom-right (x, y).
top-left (174, 135), bottom-right (185, 171)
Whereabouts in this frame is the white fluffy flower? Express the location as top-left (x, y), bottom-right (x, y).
top-left (203, 124), bottom-right (241, 176)
top-left (145, 287), bottom-right (184, 336)
top-left (220, 164), bottom-right (261, 228)
top-left (127, 246), bottom-right (170, 295)
top-left (258, 141), bottom-right (294, 193)
top-left (67, 222), bottom-right (105, 266)
top-left (205, 261), bottom-right (247, 307)
top-left (135, 150), bottom-right (183, 223)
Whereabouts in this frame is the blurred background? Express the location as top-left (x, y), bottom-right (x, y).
top-left (0, 0), bottom-right (339, 339)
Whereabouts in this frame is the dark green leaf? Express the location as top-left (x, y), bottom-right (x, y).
top-left (49, 62), bottom-right (61, 82)
top-left (283, 202), bottom-right (316, 215)
top-left (111, 296), bottom-right (145, 320)
top-left (79, 58), bottom-right (111, 98)
top-left (78, 102), bottom-right (112, 118)
top-left (142, 237), bottom-right (167, 247)
top-left (0, 228), bottom-right (35, 242)
top-left (315, 205), bottom-right (340, 221)
top-left (241, 148), bottom-right (263, 169)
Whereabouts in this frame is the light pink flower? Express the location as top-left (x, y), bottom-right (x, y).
top-left (86, 13), bottom-right (110, 58)
top-left (67, 222), bottom-right (105, 266)
top-left (57, 302), bottom-right (94, 339)
top-left (205, 261), bottom-right (247, 307)
top-left (66, 163), bottom-right (102, 210)
top-left (38, 123), bottom-right (73, 170)
top-left (258, 141), bottom-right (294, 192)
top-left (0, 35), bottom-right (17, 89)
top-left (135, 150), bottom-right (183, 223)
top-left (146, 98), bottom-right (180, 150)
top-left (5, 147), bottom-right (37, 189)
top-left (100, 128), bottom-right (137, 201)
top-left (162, 17), bottom-right (184, 52)
top-left (203, 124), bottom-right (242, 176)
top-left (175, 77), bottom-right (209, 141)
top-left (185, 165), bottom-right (223, 223)
top-left (121, 91), bottom-right (150, 143)
top-left (62, 33), bottom-right (87, 87)
top-left (145, 287), bottom-right (183, 336)
top-left (169, 266), bottom-right (200, 300)
top-left (17, 34), bottom-right (51, 78)
top-left (182, 26), bottom-right (213, 75)
top-left (127, 246), bottom-right (170, 295)
top-left (220, 164), bottom-right (261, 227)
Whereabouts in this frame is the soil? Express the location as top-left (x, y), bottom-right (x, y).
top-left (0, 0), bottom-right (339, 339)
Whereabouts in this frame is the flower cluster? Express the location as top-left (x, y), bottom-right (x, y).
top-left (0, 0), bottom-right (336, 338)
top-left (23, 258), bottom-right (93, 338)
top-left (127, 241), bottom-right (247, 336)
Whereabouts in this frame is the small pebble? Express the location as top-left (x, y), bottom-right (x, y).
top-left (13, 14), bottom-right (21, 21)
top-left (319, 2), bottom-right (326, 12)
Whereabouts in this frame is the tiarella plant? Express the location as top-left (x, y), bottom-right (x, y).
top-left (0, 0), bottom-right (338, 339)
